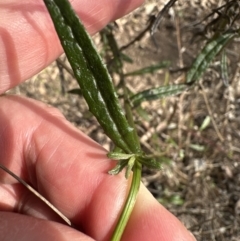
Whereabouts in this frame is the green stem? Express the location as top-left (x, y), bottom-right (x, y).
top-left (111, 161), bottom-right (142, 241)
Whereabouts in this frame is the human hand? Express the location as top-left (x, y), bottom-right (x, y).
top-left (0, 1), bottom-right (196, 240)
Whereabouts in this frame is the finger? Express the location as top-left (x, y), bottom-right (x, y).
top-left (122, 184), bottom-right (196, 241)
top-left (0, 0), bottom-right (143, 93)
top-left (0, 95), bottom-right (195, 241)
top-left (0, 212), bottom-right (95, 241)
top-left (0, 95), bottom-right (130, 240)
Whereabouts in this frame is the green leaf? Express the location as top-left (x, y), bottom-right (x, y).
top-left (138, 156), bottom-right (161, 170)
top-left (107, 152), bottom-right (135, 160)
top-left (120, 53), bottom-right (133, 63)
top-left (158, 194), bottom-right (184, 206)
top-left (170, 195), bottom-right (184, 206)
top-left (130, 84), bottom-right (188, 107)
top-left (186, 31), bottom-right (237, 84)
top-left (136, 106), bottom-right (150, 121)
top-left (221, 50), bottom-right (229, 87)
top-left (43, 0), bottom-right (140, 154)
top-left (68, 88), bottom-right (82, 96)
top-left (125, 156), bottom-right (136, 179)
top-left (108, 159), bottom-right (129, 175)
top-left (200, 116), bottom-right (211, 131)
top-left (189, 144), bottom-right (205, 152)
top-left (124, 61), bottom-right (170, 77)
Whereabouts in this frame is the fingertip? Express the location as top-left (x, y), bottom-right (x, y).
top-left (122, 184), bottom-right (196, 241)
top-left (0, 0), bottom-right (144, 92)
top-left (0, 212), bottom-right (94, 241)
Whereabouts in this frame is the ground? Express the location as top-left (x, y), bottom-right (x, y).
top-left (7, 1), bottom-right (240, 240)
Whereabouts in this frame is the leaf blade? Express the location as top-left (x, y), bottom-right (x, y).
top-left (44, 0), bottom-right (141, 153)
top-left (124, 61), bottom-right (170, 77)
top-left (130, 84), bottom-right (188, 107)
top-left (186, 31), bottom-right (236, 84)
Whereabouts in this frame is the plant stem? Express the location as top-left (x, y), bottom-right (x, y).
top-left (110, 161), bottom-right (142, 241)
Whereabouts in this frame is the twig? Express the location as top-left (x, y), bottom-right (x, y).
top-left (56, 59), bottom-right (66, 94)
top-left (56, 58), bottom-right (75, 78)
top-left (175, 13), bottom-right (184, 68)
top-left (150, 0), bottom-right (178, 36)
top-left (0, 163), bottom-right (71, 226)
top-left (119, 16), bottom-right (155, 52)
top-left (230, 145), bottom-right (240, 153)
top-left (199, 82), bottom-right (224, 142)
top-left (177, 91), bottom-right (187, 148)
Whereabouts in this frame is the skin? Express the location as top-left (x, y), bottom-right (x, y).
top-left (0, 1), bottom-right (196, 240)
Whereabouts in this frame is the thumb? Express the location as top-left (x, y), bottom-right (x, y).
top-left (121, 184), bottom-right (196, 241)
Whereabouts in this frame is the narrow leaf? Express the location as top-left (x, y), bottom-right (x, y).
top-left (107, 152), bottom-right (135, 160)
top-left (108, 159), bottom-right (129, 175)
top-left (125, 156), bottom-right (136, 179)
top-left (138, 156), bottom-right (161, 170)
top-left (120, 53), bottom-right (133, 63)
top-left (124, 61), bottom-right (170, 77)
top-left (44, 0), bottom-right (140, 154)
top-left (200, 115), bottom-right (211, 131)
top-left (186, 31), bottom-right (236, 84)
top-left (221, 50), bottom-right (229, 87)
top-left (68, 88), bottom-right (82, 96)
top-left (189, 144), bottom-right (205, 152)
top-left (130, 84), bottom-right (187, 107)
